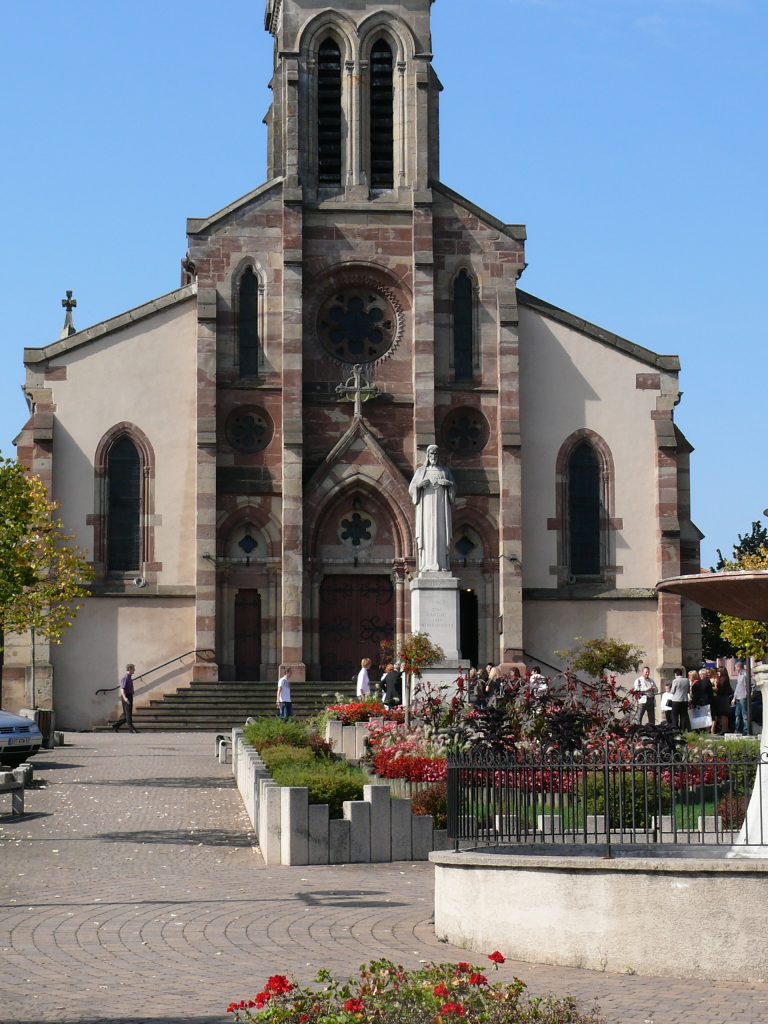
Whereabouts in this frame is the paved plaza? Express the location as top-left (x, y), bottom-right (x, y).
top-left (0, 733), bottom-right (766, 1024)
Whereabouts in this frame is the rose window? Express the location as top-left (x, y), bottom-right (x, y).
top-left (317, 289), bottom-right (397, 363)
top-left (225, 408), bottom-right (273, 453)
top-left (442, 407), bottom-right (490, 455)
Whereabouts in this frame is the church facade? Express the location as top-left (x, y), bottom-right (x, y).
top-left (10, 0), bottom-right (701, 728)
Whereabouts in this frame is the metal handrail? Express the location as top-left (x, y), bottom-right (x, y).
top-left (95, 649), bottom-right (216, 695)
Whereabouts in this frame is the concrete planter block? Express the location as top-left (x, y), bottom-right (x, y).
top-left (12, 765), bottom-right (33, 787)
top-left (391, 798), bottom-right (413, 861)
top-left (257, 779), bottom-right (277, 844)
top-left (585, 816), bottom-right (605, 833)
top-left (412, 815), bottom-right (434, 860)
top-left (326, 720), bottom-right (343, 754)
top-left (54, 731), bottom-right (64, 746)
top-left (536, 814), bottom-right (561, 833)
top-left (261, 785), bottom-right (282, 866)
top-left (232, 728), bottom-right (244, 775)
top-left (329, 818), bottom-right (351, 864)
top-left (698, 815), bottom-right (723, 835)
top-left (344, 800), bottom-right (371, 863)
top-left (308, 804), bottom-right (330, 865)
top-left (218, 740), bottom-right (231, 764)
top-left (0, 772), bottom-right (14, 786)
top-left (281, 787), bottom-right (310, 866)
top-left (432, 829), bottom-right (452, 852)
top-left (364, 785), bottom-right (391, 863)
top-left (342, 726), bottom-right (357, 760)
top-left (355, 723), bottom-right (369, 760)
top-left (494, 815), bottom-right (518, 837)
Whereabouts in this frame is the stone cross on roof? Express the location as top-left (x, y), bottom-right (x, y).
top-left (335, 363), bottom-right (381, 419)
top-left (59, 290), bottom-right (77, 339)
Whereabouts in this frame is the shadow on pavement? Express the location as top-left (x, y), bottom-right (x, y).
top-left (298, 889), bottom-right (410, 909)
top-left (76, 777), bottom-right (233, 789)
top-left (94, 828), bottom-right (252, 847)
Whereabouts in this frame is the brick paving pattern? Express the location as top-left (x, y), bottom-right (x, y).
top-left (0, 732), bottom-right (766, 1024)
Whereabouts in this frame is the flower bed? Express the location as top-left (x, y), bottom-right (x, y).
top-left (324, 699), bottom-right (404, 726)
top-left (227, 953), bottom-right (604, 1023)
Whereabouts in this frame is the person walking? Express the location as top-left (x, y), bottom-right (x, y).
top-left (633, 666), bottom-right (658, 726)
top-left (381, 663), bottom-right (402, 709)
top-left (732, 661), bottom-right (750, 736)
top-left (276, 666), bottom-right (293, 719)
top-left (356, 658), bottom-right (372, 698)
top-left (112, 663), bottom-right (138, 733)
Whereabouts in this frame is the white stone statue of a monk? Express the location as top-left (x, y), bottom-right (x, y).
top-left (408, 445), bottom-right (456, 573)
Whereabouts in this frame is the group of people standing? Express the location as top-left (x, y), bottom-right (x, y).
top-left (637, 662), bottom-right (752, 736)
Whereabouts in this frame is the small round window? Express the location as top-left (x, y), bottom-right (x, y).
top-left (225, 407), bottom-right (273, 453)
top-left (442, 407), bottom-right (490, 456)
top-left (317, 288), bottom-right (398, 363)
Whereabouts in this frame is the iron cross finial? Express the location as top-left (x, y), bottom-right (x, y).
top-left (60, 290), bottom-right (77, 338)
top-left (335, 364), bottom-right (381, 419)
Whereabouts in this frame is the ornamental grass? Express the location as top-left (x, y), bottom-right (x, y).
top-left (227, 955), bottom-right (604, 1024)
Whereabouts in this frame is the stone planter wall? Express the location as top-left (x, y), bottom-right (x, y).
top-left (232, 728), bottom-right (451, 867)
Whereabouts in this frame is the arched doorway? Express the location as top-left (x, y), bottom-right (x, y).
top-left (319, 575), bottom-right (394, 681)
top-left (234, 589), bottom-right (262, 679)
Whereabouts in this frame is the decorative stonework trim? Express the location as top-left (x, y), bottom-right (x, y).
top-left (44, 366), bottom-right (67, 381)
top-left (636, 373), bottom-right (661, 390)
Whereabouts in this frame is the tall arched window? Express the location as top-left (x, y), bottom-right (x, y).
top-left (370, 40), bottom-right (394, 189)
top-left (317, 39), bottom-right (342, 186)
top-left (453, 270), bottom-right (474, 380)
top-left (107, 437), bottom-right (141, 572)
top-left (238, 266), bottom-right (260, 377)
top-left (568, 442), bottom-right (601, 576)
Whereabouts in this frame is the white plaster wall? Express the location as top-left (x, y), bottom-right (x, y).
top-left (52, 597), bottom-right (196, 729)
top-left (523, 599), bottom-right (660, 686)
top-left (519, 307), bottom-right (660, 590)
top-left (47, 298), bottom-right (198, 582)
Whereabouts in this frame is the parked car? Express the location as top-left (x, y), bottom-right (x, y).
top-left (0, 710), bottom-right (43, 768)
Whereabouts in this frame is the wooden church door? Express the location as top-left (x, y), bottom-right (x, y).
top-left (319, 575), bottom-right (394, 681)
top-left (234, 589), bottom-right (262, 680)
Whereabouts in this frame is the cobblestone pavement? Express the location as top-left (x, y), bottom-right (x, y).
top-left (1, 733), bottom-right (766, 1024)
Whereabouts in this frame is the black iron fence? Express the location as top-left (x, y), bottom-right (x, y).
top-left (447, 743), bottom-right (768, 849)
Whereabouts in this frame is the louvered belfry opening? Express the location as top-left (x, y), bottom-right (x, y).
top-left (453, 270), bottom-right (474, 380)
top-left (107, 436), bottom-right (141, 572)
top-left (370, 39), bottom-right (394, 189)
top-left (568, 442), bottom-right (602, 576)
top-left (238, 266), bottom-right (260, 376)
top-left (318, 38), bottom-right (342, 186)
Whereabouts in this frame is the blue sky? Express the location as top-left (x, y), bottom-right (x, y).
top-left (1, 0), bottom-right (765, 568)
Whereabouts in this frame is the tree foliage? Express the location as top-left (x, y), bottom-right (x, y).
top-left (397, 632), bottom-right (444, 678)
top-left (0, 457), bottom-right (92, 651)
top-left (555, 636), bottom-right (645, 680)
top-left (704, 521), bottom-right (768, 660)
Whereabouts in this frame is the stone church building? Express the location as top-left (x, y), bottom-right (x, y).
top-left (11, 0), bottom-right (701, 729)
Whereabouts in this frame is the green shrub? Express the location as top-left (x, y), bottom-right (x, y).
top-left (583, 770), bottom-right (670, 828)
top-left (270, 761), bottom-right (366, 818)
top-left (260, 744), bottom-right (316, 772)
top-left (243, 717), bottom-right (310, 752)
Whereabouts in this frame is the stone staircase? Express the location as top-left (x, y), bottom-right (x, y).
top-left (125, 679), bottom-right (358, 731)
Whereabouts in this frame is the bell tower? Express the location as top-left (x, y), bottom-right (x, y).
top-left (264, 0), bottom-right (441, 198)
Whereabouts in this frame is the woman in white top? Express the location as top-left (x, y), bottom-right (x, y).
top-left (276, 666), bottom-right (292, 720)
top-left (356, 658), bottom-right (371, 698)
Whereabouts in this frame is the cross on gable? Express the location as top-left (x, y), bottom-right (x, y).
top-left (60, 290), bottom-right (77, 338)
top-left (61, 290), bottom-right (77, 313)
top-left (335, 363), bottom-right (381, 419)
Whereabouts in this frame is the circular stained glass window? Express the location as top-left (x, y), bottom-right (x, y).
top-left (317, 288), bottom-right (398, 363)
top-left (225, 407), bottom-right (273, 453)
top-left (442, 407), bottom-right (490, 456)
top-left (338, 511), bottom-right (377, 550)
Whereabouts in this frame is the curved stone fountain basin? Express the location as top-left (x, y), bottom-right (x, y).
top-left (431, 845), bottom-right (768, 981)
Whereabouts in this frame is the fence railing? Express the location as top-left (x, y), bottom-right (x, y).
top-left (447, 743), bottom-right (767, 850)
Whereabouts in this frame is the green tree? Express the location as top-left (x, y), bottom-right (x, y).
top-left (716, 546), bottom-right (768, 660)
top-left (555, 636), bottom-right (645, 680)
top-left (702, 521), bottom-right (768, 660)
top-left (0, 457), bottom-right (93, 703)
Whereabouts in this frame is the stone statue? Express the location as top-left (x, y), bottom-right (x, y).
top-left (408, 445), bottom-right (456, 573)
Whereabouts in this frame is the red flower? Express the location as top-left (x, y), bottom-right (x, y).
top-left (488, 950), bottom-right (506, 965)
top-left (433, 983), bottom-right (450, 997)
top-left (344, 998), bottom-right (365, 1013)
top-left (300, 1016), bottom-right (310, 1023)
top-left (468, 973), bottom-right (488, 986)
top-left (439, 1002), bottom-right (465, 1018)
top-left (265, 975), bottom-right (293, 996)
top-left (254, 992), bottom-right (271, 1009)
top-left (455, 962), bottom-right (472, 973)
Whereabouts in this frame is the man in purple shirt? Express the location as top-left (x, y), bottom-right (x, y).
top-left (112, 663), bottom-right (138, 732)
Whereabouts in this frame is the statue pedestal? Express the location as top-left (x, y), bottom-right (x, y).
top-left (410, 574), bottom-right (462, 662)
